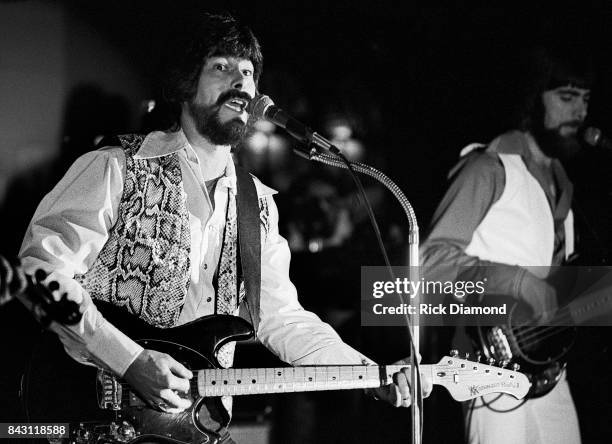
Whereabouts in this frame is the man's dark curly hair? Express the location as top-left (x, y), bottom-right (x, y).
top-left (158, 13), bottom-right (263, 129)
top-left (515, 45), bottom-right (594, 132)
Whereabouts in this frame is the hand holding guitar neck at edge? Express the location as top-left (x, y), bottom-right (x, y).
top-left (1, 254), bottom-right (83, 327)
top-left (367, 358), bottom-right (433, 408)
top-left (0, 255), bottom-right (27, 306)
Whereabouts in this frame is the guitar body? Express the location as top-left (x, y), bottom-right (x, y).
top-left (23, 301), bottom-right (254, 444)
top-left (468, 302), bottom-right (576, 398)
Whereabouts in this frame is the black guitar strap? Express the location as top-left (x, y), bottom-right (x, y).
top-left (235, 165), bottom-right (262, 332)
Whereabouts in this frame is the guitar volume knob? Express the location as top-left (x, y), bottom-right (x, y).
top-left (118, 421), bottom-right (136, 440)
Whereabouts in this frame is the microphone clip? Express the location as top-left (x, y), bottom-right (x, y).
top-left (292, 134), bottom-right (341, 161)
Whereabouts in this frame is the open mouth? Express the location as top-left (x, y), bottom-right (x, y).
top-left (224, 98), bottom-right (249, 113)
top-left (561, 124), bottom-right (579, 135)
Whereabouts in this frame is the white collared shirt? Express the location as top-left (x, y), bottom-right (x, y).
top-left (20, 130), bottom-right (371, 376)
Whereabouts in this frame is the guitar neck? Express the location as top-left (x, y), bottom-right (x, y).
top-left (566, 287), bottom-right (612, 325)
top-left (196, 364), bottom-right (420, 397)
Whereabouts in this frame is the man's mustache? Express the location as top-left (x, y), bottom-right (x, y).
top-left (560, 120), bottom-right (583, 130)
top-left (215, 90), bottom-right (252, 107)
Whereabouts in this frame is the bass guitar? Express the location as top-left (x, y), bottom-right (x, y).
top-left (24, 301), bottom-right (530, 444)
top-left (468, 268), bottom-right (612, 398)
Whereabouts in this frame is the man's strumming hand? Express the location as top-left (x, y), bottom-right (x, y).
top-left (124, 349), bottom-right (194, 413)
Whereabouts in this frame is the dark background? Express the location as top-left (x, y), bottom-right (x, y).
top-left (0, 1), bottom-right (611, 443)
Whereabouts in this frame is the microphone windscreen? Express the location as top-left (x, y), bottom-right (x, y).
top-left (247, 94), bottom-right (274, 119)
top-left (583, 126), bottom-right (602, 147)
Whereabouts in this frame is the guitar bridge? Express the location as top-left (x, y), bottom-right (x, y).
top-left (96, 370), bottom-right (122, 410)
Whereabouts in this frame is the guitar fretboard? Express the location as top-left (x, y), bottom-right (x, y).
top-left (567, 289), bottom-right (612, 325)
top-left (195, 365), bottom-right (409, 397)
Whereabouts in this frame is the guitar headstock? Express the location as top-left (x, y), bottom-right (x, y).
top-left (25, 269), bottom-right (82, 327)
top-left (432, 353), bottom-right (530, 401)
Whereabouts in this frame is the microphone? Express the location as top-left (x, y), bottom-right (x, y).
top-left (584, 127), bottom-right (612, 151)
top-left (248, 94), bottom-right (340, 155)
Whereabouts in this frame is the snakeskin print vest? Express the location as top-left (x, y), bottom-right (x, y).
top-left (75, 134), bottom-right (191, 328)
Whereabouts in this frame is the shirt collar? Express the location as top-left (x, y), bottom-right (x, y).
top-left (491, 130), bottom-right (566, 174)
top-left (132, 129), bottom-right (236, 191)
top-left (219, 153), bottom-right (237, 193)
top-left (491, 131), bottom-right (573, 216)
top-left (133, 129), bottom-right (190, 159)
top-left (491, 130), bottom-right (532, 158)
top-left (132, 129), bottom-right (277, 197)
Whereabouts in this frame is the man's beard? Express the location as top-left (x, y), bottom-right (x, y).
top-left (187, 92), bottom-right (249, 146)
top-left (531, 122), bottom-right (583, 162)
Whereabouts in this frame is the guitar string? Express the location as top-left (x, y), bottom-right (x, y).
top-left (498, 325), bottom-right (569, 352)
top-left (113, 368), bottom-right (519, 405)
top-left (513, 326), bottom-right (573, 350)
top-left (491, 305), bottom-right (575, 349)
top-left (508, 290), bottom-right (611, 342)
top-left (512, 319), bottom-right (571, 341)
top-left (512, 321), bottom-right (570, 344)
top-left (116, 371), bottom-right (379, 395)
top-left (110, 365), bottom-right (513, 379)
top-left (509, 308), bottom-right (574, 344)
top-left (484, 288), bottom-right (612, 356)
top-left (113, 368), bottom-right (517, 398)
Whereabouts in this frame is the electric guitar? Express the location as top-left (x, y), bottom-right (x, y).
top-left (23, 301), bottom-right (530, 444)
top-left (468, 268), bottom-right (612, 398)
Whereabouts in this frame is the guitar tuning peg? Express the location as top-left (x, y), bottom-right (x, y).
top-left (500, 360), bottom-right (509, 368)
top-left (449, 349), bottom-right (459, 357)
top-left (512, 363), bottom-right (521, 372)
top-left (34, 268), bottom-right (48, 282)
top-left (475, 352), bottom-right (482, 363)
top-left (488, 357), bottom-right (496, 366)
top-left (464, 352), bottom-right (470, 360)
top-left (48, 281), bottom-right (60, 292)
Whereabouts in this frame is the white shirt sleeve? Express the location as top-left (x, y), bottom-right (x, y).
top-left (19, 147), bottom-right (143, 376)
top-left (256, 195), bottom-right (375, 366)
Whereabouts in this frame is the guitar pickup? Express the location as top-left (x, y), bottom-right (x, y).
top-left (487, 327), bottom-right (513, 361)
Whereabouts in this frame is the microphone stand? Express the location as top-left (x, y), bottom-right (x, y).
top-left (295, 145), bottom-right (422, 444)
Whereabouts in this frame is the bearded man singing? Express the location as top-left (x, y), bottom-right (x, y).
top-left (17, 12), bottom-right (427, 443)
